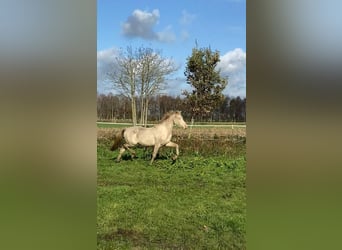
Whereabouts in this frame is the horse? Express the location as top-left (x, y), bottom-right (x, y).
top-left (110, 111), bottom-right (188, 164)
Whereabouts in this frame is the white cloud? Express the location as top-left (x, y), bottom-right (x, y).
top-left (164, 77), bottom-right (191, 96)
top-left (179, 10), bottom-right (196, 26)
top-left (217, 48), bottom-right (246, 97)
top-left (180, 30), bottom-right (190, 41)
top-left (97, 48), bottom-right (119, 80)
top-left (97, 48), bottom-right (120, 93)
top-left (122, 9), bottom-right (175, 42)
top-left (179, 10), bottom-right (196, 42)
top-left (157, 25), bottom-right (176, 42)
top-left (97, 48), bottom-right (119, 64)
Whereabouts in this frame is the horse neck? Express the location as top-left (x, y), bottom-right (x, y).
top-left (157, 116), bottom-right (174, 131)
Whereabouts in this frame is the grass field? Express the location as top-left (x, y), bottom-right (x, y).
top-left (97, 126), bottom-right (246, 249)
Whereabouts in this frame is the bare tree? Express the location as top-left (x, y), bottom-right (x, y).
top-left (137, 47), bottom-right (178, 126)
top-left (105, 46), bottom-right (177, 125)
top-left (106, 46), bottom-right (138, 125)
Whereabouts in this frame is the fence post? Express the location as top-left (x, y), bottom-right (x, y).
top-left (188, 118), bottom-right (194, 139)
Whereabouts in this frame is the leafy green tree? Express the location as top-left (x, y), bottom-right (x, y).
top-left (183, 45), bottom-right (227, 121)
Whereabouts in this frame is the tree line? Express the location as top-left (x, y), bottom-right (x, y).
top-left (101, 43), bottom-right (245, 124)
top-left (97, 93), bottom-right (246, 123)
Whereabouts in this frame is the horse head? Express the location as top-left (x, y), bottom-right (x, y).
top-left (173, 111), bottom-right (188, 129)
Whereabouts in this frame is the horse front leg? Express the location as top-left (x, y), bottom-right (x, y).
top-left (165, 141), bottom-right (179, 162)
top-left (150, 144), bottom-right (161, 165)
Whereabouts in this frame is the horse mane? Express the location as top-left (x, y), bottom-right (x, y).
top-left (159, 111), bottom-right (180, 122)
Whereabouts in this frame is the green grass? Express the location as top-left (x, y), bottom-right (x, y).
top-left (97, 138), bottom-right (246, 249)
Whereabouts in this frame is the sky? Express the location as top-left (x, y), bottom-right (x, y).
top-left (97, 0), bottom-right (246, 97)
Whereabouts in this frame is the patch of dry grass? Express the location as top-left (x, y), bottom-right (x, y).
top-left (98, 126), bottom-right (246, 157)
top-left (97, 126), bottom-right (246, 141)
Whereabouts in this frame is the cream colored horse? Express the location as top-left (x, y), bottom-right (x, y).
top-left (111, 111), bottom-right (188, 164)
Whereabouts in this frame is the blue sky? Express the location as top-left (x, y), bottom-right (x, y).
top-left (97, 0), bottom-right (246, 97)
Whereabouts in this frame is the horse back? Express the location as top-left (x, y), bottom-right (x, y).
top-left (124, 126), bottom-right (156, 146)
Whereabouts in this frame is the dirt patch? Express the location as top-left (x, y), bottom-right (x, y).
top-left (98, 228), bottom-right (147, 246)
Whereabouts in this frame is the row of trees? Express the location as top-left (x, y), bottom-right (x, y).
top-left (97, 93), bottom-right (246, 122)
top-left (102, 44), bottom-right (242, 124)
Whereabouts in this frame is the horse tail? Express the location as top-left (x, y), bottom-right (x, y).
top-left (110, 129), bottom-right (125, 151)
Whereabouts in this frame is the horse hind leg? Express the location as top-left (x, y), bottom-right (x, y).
top-left (116, 147), bottom-right (126, 162)
top-left (116, 144), bottom-right (136, 162)
top-left (124, 144), bottom-right (136, 160)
